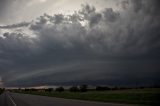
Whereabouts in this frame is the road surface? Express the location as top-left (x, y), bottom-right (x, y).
top-left (0, 92), bottom-right (139, 106)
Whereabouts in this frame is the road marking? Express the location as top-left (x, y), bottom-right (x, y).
top-left (7, 94), bottom-right (17, 106)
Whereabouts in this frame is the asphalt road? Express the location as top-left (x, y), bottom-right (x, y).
top-left (0, 92), bottom-right (139, 106)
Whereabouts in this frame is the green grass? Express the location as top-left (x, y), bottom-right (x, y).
top-left (15, 88), bottom-right (160, 105)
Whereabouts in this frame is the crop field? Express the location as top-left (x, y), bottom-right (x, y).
top-left (15, 88), bottom-right (160, 105)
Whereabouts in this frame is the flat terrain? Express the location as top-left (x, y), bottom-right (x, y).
top-left (17, 88), bottom-right (160, 105)
top-left (0, 92), bottom-right (138, 106)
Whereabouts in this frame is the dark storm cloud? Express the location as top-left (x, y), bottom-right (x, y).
top-left (130, 0), bottom-right (160, 15)
top-left (79, 4), bottom-right (102, 27)
top-left (54, 14), bottom-right (64, 24)
top-left (0, 22), bottom-right (30, 29)
top-left (103, 8), bottom-right (119, 22)
top-left (0, 0), bottom-right (160, 87)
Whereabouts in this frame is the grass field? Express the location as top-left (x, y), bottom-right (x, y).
top-left (15, 88), bottom-right (160, 105)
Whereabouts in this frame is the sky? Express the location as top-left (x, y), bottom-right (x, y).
top-left (0, 0), bottom-right (160, 87)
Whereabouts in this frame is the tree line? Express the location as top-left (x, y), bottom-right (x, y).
top-left (0, 88), bottom-right (5, 94)
top-left (14, 85), bottom-right (151, 93)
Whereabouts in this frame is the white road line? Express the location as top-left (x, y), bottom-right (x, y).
top-left (7, 94), bottom-right (17, 106)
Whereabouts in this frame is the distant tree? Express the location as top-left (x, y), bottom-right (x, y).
top-left (112, 87), bottom-right (119, 90)
top-left (55, 87), bottom-right (64, 92)
top-left (45, 88), bottom-right (54, 92)
top-left (119, 87), bottom-right (128, 90)
top-left (69, 86), bottom-right (79, 92)
top-left (0, 88), bottom-right (5, 91)
top-left (96, 86), bottom-right (111, 91)
top-left (24, 88), bottom-right (29, 91)
top-left (139, 86), bottom-right (145, 89)
top-left (31, 88), bottom-right (37, 91)
top-left (0, 88), bottom-right (5, 94)
top-left (79, 84), bottom-right (88, 92)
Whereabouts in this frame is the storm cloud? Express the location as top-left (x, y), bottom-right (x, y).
top-left (0, 22), bottom-right (30, 29)
top-left (0, 0), bottom-right (160, 87)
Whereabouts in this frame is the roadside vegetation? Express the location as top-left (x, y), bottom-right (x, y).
top-left (12, 86), bottom-right (160, 105)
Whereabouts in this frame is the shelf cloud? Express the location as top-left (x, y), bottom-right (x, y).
top-left (0, 0), bottom-right (160, 87)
